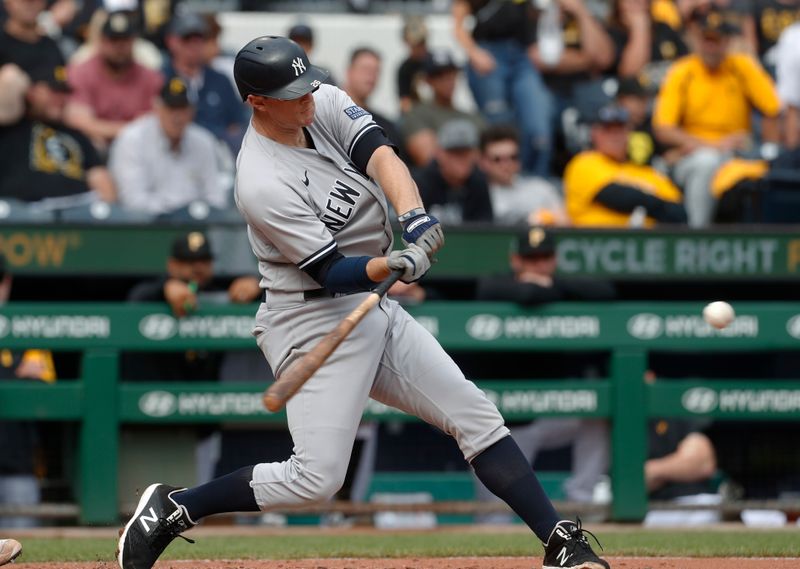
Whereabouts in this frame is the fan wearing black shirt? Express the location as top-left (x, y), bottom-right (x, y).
top-left (0, 65), bottom-right (115, 203)
top-left (0, 0), bottom-right (64, 77)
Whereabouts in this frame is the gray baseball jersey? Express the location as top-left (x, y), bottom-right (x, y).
top-left (234, 84), bottom-right (508, 509)
top-left (236, 84), bottom-right (393, 294)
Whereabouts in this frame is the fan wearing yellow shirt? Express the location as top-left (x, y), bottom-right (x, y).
top-left (564, 104), bottom-right (687, 227)
top-left (653, 6), bottom-right (781, 226)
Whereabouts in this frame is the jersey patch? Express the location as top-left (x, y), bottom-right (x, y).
top-left (344, 105), bottom-right (369, 120)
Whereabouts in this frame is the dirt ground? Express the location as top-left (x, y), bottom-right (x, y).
top-left (12, 558), bottom-right (800, 569)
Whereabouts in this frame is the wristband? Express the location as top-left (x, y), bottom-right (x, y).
top-left (397, 207), bottom-right (426, 224)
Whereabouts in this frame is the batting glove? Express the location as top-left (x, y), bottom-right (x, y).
top-left (387, 243), bottom-right (431, 283)
top-left (398, 208), bottom-right (444, 258)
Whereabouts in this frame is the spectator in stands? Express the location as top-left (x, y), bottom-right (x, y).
top-left (0, 538), bottom-right (21, 565)
top-left (607, 0), bottom-right (689, 85)
top-left (67, 8), bottom-right (163, 72)
top-left (653, 5), bottom-right (781, 226)
top-left (164, 13), bottom-right (246, 152)
top-left (396, 15), bottom-right (429, 114)
top-left (530, 0), bottom-right (615, 115)
top-left (109, 76), bottom-right (228, 216)
top-left (478, 125), bottom-right (567, 226)
top-left (401, 49), bottom-right (485, 167)
top-left (452, 0), bottom-right (554, 177)
top-left (564, 104), bottom-right (686, 226)
top-left (0, 65), bottom-right (116, 204)
top-left (65, 11), bottom-right (163, 152)
top-left (474, 228), bottom-right (615, 514)
top-left (343, 47), bottom-right (403, 152)
top-left (412, 119), bottom-right (493, 224)
top-left (0, 0), bottom-right (65, 78)
top-left (776, 21), bottom-right (800, 148)
top-left (0, 255), bottom-right (55, 528)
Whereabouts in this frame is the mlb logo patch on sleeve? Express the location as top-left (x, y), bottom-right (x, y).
top-left (344, 105), bottom-right (369, 120)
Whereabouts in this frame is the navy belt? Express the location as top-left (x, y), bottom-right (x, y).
top-left (303, 288), bottom-right (333, 300)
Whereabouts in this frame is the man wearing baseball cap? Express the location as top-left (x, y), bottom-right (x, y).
top-left (0, 65), bottom-right (116, 204)
top-left (411, 118), bottom-right (493, 224)
top-left (65, 11), bottom-right (163, 150)
top-left (109, 76), bottom-right (228, 216)
top-left (653, 5), bottom-right (780, 227)
top-left (400, 48), bottom-right (484, 167)
top-left (563, 103), bottom-right (686, 227)
top-left (163, 12), bottom-right (246, 152)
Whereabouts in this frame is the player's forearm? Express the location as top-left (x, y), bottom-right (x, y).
top-left (645, 435), bottom-right (717, 491)
top-left (366, 145), bottom-right (424, 217)
top-left (366, 257), bottom-right (392, 283)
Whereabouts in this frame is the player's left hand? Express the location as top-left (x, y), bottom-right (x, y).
top-left (387, 244), bottom-right (431, 283)
top-left (401, 213), bottom-right (444, 257)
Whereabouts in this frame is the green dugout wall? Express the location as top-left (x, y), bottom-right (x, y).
top-left (3, 224), bottom-right (800, 279)
top-left (1, 301), bottom-right (800, 524)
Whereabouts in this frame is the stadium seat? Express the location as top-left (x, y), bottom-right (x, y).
top-left (156, 202), bottom-right (242, 223)
top-left (0, 199), bottom-right (56, 223)
top-left (56, 202), bottom-right (154, 224)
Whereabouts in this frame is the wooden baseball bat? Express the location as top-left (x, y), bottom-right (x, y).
top-left (262, 269), bottom-right (404, 412)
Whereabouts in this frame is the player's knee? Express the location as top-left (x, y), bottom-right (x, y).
top-left (299, 461), bottom-right (347, 503)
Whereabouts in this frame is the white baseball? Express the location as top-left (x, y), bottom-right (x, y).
top-left (703, 301), bottom-right (735, 329)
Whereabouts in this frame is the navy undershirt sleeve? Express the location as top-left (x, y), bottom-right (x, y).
top-left (351, 127), bottom-right (396, 176)
top-left (303, 249), bottom-right (375, 293)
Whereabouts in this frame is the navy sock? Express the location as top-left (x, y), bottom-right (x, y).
top-left (471, 436), bottom-right (560, 542)
top-left (172, 465), bottom-right (260, 521)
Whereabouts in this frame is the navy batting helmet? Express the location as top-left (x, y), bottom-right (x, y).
top-left (234, 36), bottom-right (329, 101)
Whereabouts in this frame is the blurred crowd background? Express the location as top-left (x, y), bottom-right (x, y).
top-left (4, 0), bottom-right (800, 226)
top-left (2, 0), bottom-right (800, 529)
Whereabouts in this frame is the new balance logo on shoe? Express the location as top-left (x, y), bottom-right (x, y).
top-left (556, 546), bottom-right (572, 566)
top-left (118, 483), bottom-right (195, 569)
top-left (139, 507), bottom-right (159, 533)
top-left (542, 519), bottom-right (610, 569)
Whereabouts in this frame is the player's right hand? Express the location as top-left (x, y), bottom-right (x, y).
top-left (387, 244), bottom-right (431, 284)
top-left (401, 213), bottom-right (444, 258)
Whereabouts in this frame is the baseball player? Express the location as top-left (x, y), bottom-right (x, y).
top-left (116, 36), bottom-right (610, 569)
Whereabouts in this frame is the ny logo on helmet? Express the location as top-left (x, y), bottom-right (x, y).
top-left (292, 57), bottom-right (306, 76)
